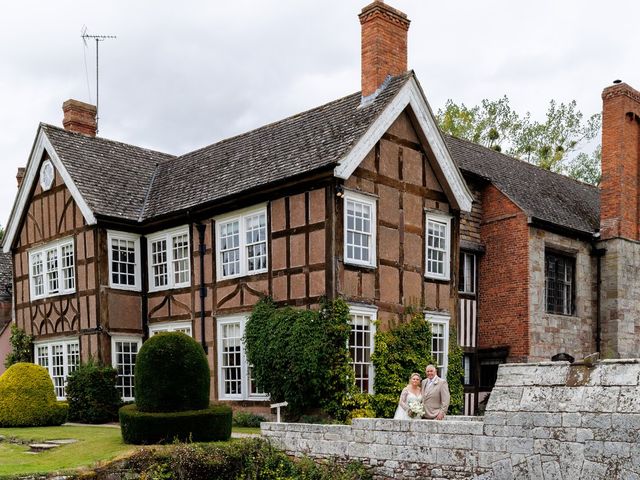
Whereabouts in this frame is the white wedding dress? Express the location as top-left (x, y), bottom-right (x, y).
top-left (393, 389), bottom-right (423, 420)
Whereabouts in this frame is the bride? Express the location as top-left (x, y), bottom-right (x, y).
top-left (394, 372), bottom-right (424, 420)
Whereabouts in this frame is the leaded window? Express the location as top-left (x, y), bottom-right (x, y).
top-left (545, 251), bottom-right (574, 315)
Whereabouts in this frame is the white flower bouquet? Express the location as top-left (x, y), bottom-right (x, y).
top-left (407, 399), bottom-right (425, 418)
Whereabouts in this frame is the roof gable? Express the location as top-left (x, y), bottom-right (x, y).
top-left (2, 128), bottom-right (97, 252)
top-left (334, 75), bottom-right (473, 213)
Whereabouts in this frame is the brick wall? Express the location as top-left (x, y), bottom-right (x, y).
top-left (478, 184), bottom-right (529, 359)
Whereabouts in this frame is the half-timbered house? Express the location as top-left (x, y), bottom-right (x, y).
top-left (3, 1), bottom-right (639, 416)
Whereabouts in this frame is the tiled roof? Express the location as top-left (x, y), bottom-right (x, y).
top-left (43, 125), bottom-right (175, 222)
top-left (143, 73), bottom-right (412, 218)
top-left (446, 135), bottom-right (600, 235)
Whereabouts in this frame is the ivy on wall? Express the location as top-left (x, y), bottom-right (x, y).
top-left (244, 297), bottom-right (354, 420)
top-left (446, 324), bottom-right (464, 415)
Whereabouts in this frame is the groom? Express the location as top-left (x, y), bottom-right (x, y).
top-left (421, 364), bottom-right (450, 420)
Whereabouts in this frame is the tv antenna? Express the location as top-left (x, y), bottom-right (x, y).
top-left (81, 27), bottom-right (116, 134)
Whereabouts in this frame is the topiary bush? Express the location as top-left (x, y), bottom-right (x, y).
top-left (120, 332), bottom-right (231, 444)
top-left (119, 403), bottom-right (232, 444)
top-left (66, 359), bottom-right (121, 424)
top-left (0, 363), bottom-right (68, 427)
top-left (134, 332), bottom-right (210, 412)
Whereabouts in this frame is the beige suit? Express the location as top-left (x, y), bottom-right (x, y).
top-left (421, 376), bottom-right (450, 419)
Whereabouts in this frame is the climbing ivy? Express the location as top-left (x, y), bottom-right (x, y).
top-left (244, 297), bottom-right (353, 420)
top-left (446, 324), bottom-right (464, 415)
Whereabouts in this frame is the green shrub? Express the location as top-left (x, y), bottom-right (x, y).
top-left (0, 363), bottom-right (68, 427)
top-left (244, 297), bottom-right (353, 419)
top-left (232, 411), bottom-right (266, 428)
top-left (3, 325), bottom-right (34, 368)
top-left (369, 393), bottom-right (398, 419)
top-left (135, 332), bottom-right (210, 413)
top-left (446, 325), bottom-right (464, 415)
top-left (122, 437), bottom-right (372, 480)
top-left (66, 359), bottom-right (121, 424)
top-left (119, 403), bottom-right (232, 444)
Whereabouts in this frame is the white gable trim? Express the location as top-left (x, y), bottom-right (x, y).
top-left (2, 128), bottom-right (97, 253)
top-left (334, 77), bottom-right (473, 213)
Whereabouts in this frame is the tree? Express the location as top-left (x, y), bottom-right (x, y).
top-left (437, 96), bottom-right (602, 185)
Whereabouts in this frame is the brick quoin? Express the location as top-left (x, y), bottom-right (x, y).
top-left (600, 83), bottom-right (640, 240)
top-left (478, 184), bottom-right (530, 360)
top-left (359, 1), bottom-right (410, 97)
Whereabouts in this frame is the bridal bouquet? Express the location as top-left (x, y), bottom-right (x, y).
top-left (407, 399), bottom-right (425, 418)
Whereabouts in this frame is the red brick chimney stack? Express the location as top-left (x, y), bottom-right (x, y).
top-left (600, 82), bottom-right (640, 240)
top-left (62, 99), bottom-right (97, 137)
top-left (359, 1), bottom-right (410, 98)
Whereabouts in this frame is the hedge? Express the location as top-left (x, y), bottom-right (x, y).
top-left (119, 403), bottom-right (232, 444)
top-left (134, 332), bottom-right (210, 413)
top-left (0, 363), bottom-right (68, 427)
top-left (66, 360), bottom-right (121, 424)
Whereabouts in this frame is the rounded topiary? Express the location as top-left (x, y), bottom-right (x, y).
top-left (134, 332), bottom-right (210, 413)
top-left (119, 403), bottom-right (232, 444)
top-left (0, 362), bottom-right (68, 427)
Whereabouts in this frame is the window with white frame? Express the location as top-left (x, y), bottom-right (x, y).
top-left (216, 316), bottom-right (268, 401)
top-left (111, 337), bottom-right (142, 401)
top-left (108, 231), bottom-right (141, 290)
top-left (149, 321), bottom-right (193, 337)
top-left (344, 191), bottom-right (376, 267)
top-left (458, 251), bottom-right (476, 295)
top-left (426, 312), bottom-right (449, 379)
top-left (147, 227), bottom-right (191, 291)
top-left (215, 206), bottom-right (268, 280)
top-left (425, 212), bottom-right (452, 280)
top-left (29, 239), bottom-right (75, 299)
top-left (35, 338), bottom-right (80, 399)
top-left (349, 306), bottom-right (377, 393)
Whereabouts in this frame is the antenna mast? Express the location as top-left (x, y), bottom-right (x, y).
top-left (81, 29), bottom-right (116, 134)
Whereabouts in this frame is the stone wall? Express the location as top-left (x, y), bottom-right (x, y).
top-left (528, 228), bottom-right (596, 361)
top-left (599, 237), bottom-right (640, 358)
top-left (262, 360), bottom-right (640, 479)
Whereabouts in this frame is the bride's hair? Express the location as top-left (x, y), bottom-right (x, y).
top-left (409, 372), bottom-right (421, 382)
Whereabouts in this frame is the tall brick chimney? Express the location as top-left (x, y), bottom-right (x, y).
top-left (62, 99), bottom-right (97, 137)
top-left (359, 1), bottom-right (410, 98)
top-left (600, 83), bottom-right (640, 240)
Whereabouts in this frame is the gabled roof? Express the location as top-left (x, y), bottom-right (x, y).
top-left (446, 135), bottom-right (600, 236)
top-left (143, 73), bottom-right (412, 218)
top-left (43, 125), bottom-right (175, 221)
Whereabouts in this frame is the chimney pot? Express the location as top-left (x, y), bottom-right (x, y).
top-left (359, 1), bottom-right (410, 98)
top-left (16, 167), bottom-right (25, 188)
top-left (62, 99), bottom-right (97, 137)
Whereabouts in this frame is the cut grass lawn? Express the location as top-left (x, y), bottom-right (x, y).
top-left (0, 424), bottom-right (260, 478)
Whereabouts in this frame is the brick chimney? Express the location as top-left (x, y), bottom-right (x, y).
top-left (359, 1), bottom-right (410, 98)
top-left (62, 99), bottom-right (97, 137)
top-left (600, 82), bottom-right (640, 240)
top-left (16, 167), bottom-right (25, 188)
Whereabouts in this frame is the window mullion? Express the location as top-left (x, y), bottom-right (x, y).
top-left (239, 215), bottom-right (247, 276)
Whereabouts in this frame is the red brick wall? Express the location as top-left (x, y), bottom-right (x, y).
top-left (478, 184), bottom-right (530, 360)
top-left (359, 2), bottom-right (409, 97)
top-left (600, 83), bottom-right (640, 240)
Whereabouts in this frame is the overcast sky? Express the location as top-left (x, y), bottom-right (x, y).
top-left (1, 0), bottom-right (638, 228)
